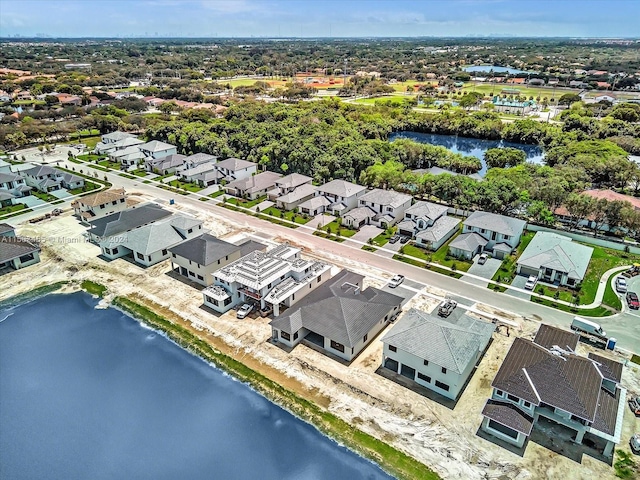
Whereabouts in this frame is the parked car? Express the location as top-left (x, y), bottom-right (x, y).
top-left (524, 275), bottom-right (538, 291)
top-left (629, 396), bottom-right (640, 416)
top-left (477, 253), bottom-right (488, 265)
top-left (236, 303), bottom-right (254, 319)
top-left (389, 234), bottom-right (400, 244)
top-left (388, 274), bottom-right (405, 288)
top-left (631, 433), bottom-right (640, 455)
top-left (615, 276), bottom-right (628, 293)
top-left (400, 235), bottom-right (410, 244)
top-left (438, 299), bottom-right (457, 318)
top-left (627, 292), bottom-right (640, 310)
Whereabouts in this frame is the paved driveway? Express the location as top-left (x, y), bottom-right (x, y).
top-left (20, 196), bottom-right (46, 208)
top-left (380, 277), bottom-right (421, 307)
top-left (350, 225), bottom-right (382, 244)
top-left (464, 256), bottom-right (502, 287)
top-left (506, 274), bottom-right (532, 300)
top-left (51, 190), bottom-right (71, 199)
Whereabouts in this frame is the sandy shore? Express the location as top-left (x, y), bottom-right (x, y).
top-left (1, 206), bottom-right (638, 480)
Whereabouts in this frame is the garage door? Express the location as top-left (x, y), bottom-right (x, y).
top-left (384, 357), bottom-right (399, 372)
top-left (400, 363), bottom-right (416, 380)
top-left (520, 266), bottom-right (538, 277)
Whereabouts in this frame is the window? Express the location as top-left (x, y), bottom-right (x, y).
top-left (205, 295), bottom-right (213, 304)
top-left (507, 394), bottom-right (519, 403)
top-left (120, 198), bottom-right (125, 203)
top-left (112, 200), bottom-right (117, 206)
top-left (293, 332), bottom-right (298, 340)
top-left (363, 334), bottom-right (368, 343)
top-left (441, 367), bottom-right (447, 374)
top-left (189, 271), bottom-right (195, 277)
top-left (197, 275), bottom-right (204, 281)
top-left (480, 228), bottom-right (486, 234)
top-left (172, 253), bottom-right (176, 258)
top-left (523, 401), bottom-right (531, 408)
top-left (188, 228), bottom-right (193, 234)
top-left (330, 340), bottom-right (345, 353)
top-left (496, 390), bottom-right (504, 397)
top-left (223, 297), bottom-right (232, 306)
top-left (162, 249), bottom-right (168, 256)
top-left (389, 345), bottom-right (397, 352)
top-left (487, 420), bottom-right (518, 439)
top-left (280, 331), bottom-right (291, 341)
top-left (104, 248), bottom-right (111, 255)
top-left (435, 380), bottom-right (450, 392)
top-left (423, 359), bottom-right (429, 366)
top-left (417, 373), bottom-right (431, 383)
top-left (504, 235), bottom-right (511, 241)
top-left (317, 276), bottom-right (322, 283)
top-left (136, 252), bottom-right (144, 260)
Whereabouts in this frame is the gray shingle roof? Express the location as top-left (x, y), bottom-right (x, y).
top-left (517, 232), bottom-right (593, 281)
top-left (359, 188), bottom-right (412, 208)
top-left (382, 308), bottom-right (495, 374)
top-left (588, 353), bottom-right (623, 384)
top-left (405, 201), bottom-right (448, 221)
top-left (0, 223), bottom-right (15, 236)
top-left (464, 211), bottom-right (526, 237)
top-left (88, 203), bottom-right (172, 238)
top-left (0, 236), bottom-right (39, 263)
top-left (184, 153), bottom-right (216, 165)
top-left (235, 238), bottom-right (267, 257)
top-left (0, 172), bottom-right (24, 183)
top-left (215, 157), bottom-right (256, 171)
top-left (448, 232), bottom-right (488, 252)
top-left (139, 140), bottom-right (176, 153)
top-left (275, 184), bottom-right (317, 204)
top-left (23, 165), bottom-right (58, 178)
top-left (275, 173), bottom-right (312, 189)
top-left (533, 324), bottom-right (579, 351)
top-left (270, 270), bottom-right (403, 348)
top-left (415, 216), bottom-right (460, 243)
top-left (102, 131), bottom-right (137, 142)
top-left (298, 195), bottom-right (330, 211)
top-left (226, 171), bottom-right (281, 194)
top-left (482, 399), bottom-right (534, 435)
top-left (169, 233), bottom-right (240, 266)
top-left (150, 154), bottom-right (186, 170)
top-left (110, 217), bottom-right (187, 255)
top-left (317, 179), bottom-right (366, 198)
top-left (344, 206), bottom-right (374, 223)
top-left (0, 190), bottom-right (15, 201)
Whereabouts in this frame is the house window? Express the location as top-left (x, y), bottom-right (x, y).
top-left (441, 367), bottom-right (447, 374)
top-left (417, 373), bottom-right (431, 383)
top-left (480, 229), bottom-right (486, 234)
top-left (120, 198), bottom-right (125, 203)
top-left (317, 276), bottom-right (322, 283)
top-left (189, 271), bottom-right (195, 277)
top-left (504, 235), bottom-right (511, 241)
top-left (507, 394), bottom-right (519, 403)
top-left (389, 345), bottom-right (397, 352)
top-left (136, 252), bottom-right (144, 260)
top-left (363, 334), bottom-right (368, 343)
top-left (223, 297), bottom-right (232, 306)
top-left (112, 247), bottom-right (118, 255)
top-left (172, 253), bottom-right (176, 258)
top-left (280, 331), bottom-right (291, 341)
top-left (293, 332), bottom-right (299, 340)
top-left (496, 390), bottom-right (504, 397)
top-left (188, 228), bottom-right (193, 234)
top-left (435, 380), bottom-right (450, 392)
top-left (162, 249), bottom-right (167, 256)
top-left (112, 200), bottom-right (117, 206)
top-left (423, 359), bottom-right (429, 366)
top-left (330, 340), bottom-right (345, 353)
top-left (523, 401), bottom-right (531, 408)
top-left (197, 275), bottom-right (204, 281)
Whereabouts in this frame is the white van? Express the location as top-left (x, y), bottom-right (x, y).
top-left (570, 317), bottom-right (606, 339)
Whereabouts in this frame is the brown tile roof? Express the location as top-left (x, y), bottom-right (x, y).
top-left (492, 337), bottom-right (604, 421)
top-left (75, 188), bottom-right (126, 207)
top-left (591, 387), bottom-right (620, 436)
top-left (0, 237), bottom-right (39, 263)
top-left (588, 353), bottom-right (623, 384)
top-left (533, 324), bottom-right (579, 351)
top-left (482, 399), bottom-right (534, 435)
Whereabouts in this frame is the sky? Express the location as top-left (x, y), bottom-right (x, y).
top-left (0, 0), bottom-right (639, 38)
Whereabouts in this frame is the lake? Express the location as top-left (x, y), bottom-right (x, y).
top-left (391, 131), bottom-right (544, 176)
top-left (0, 293), bottom-right (394, 480)
top-left (463, 65), bottom-right (532, 75)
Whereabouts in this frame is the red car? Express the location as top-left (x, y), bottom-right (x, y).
top-left (627, 292), bottom-right (640, 310)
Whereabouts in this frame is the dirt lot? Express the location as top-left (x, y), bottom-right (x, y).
top-left (2, 200), bottom-right (639, 480)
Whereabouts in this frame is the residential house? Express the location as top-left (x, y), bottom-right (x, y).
top-left (179, 163), bottom-right (220, 186)
top-left (58, 172), bottom-right (84, 190)
top-left (224, 171), bottom-right (282, 200)
top-left (481, 324), bottom-right (625, 457)
top-left (169, 234), bottom-right (266, 287)
top-left (110, 145), bottom-right (146, 170)
top-left (268, 173), bottom-right (313, 200)
top-left (397, 201), bottom-right (460, 250)
top-left (516, 232), bottom-right (593, 287)
top-left (202, 243), bottom-right (331, 315)
top-left (274, 184), bottom-right (318, 211)
top-left (270, 270), bottom-right (403, 362)
top-left (297, 196), bottom-right (331, 217)
top-left (569, 80), bottom-right (589, 89)
top-left (99, 213), bottom-right (203, 267)
top-left (0, 223), bottom-right (41, 270)
top-left (214, 157), bottom-right (257, 183)
top-left (23, 165), bottom-right (63, 192)
top-left (310, 179), bottom-right (367, 216)
top-left (554, 189), bottom-right (640, 232)
top-left (55, 93), bottom-right (82, 106)
top-left (344, 189), bottom-right (413, 229)
top-left (95, 131), bottom-right (139, 154)
top-left (72, 188), bottom-right (130, 223)
top-left (0, 171), bottom-right (31, 198)
top-left (86, 203), bottom-right (172, 243)
top-left (593, 94), bottom-right (617, 103)
top-left (381, 308), bottom-right (495, 400)
top-left (180, 153), bottom-right (217, 171)
top-left (0, 190), bottom-right (14, 207)
top-left (145, 153), bottom-right (186, 174)
top-left (138, 140), bottom-right (177, 161)
top-left (449, 211), bottom-right (526, 260)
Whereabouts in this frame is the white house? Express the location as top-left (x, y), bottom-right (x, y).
top-left (381, 309), bottom-right (495, 400)
top-left (275, 184), bottom-right (317, 211)
top-left (72, 188), bottom-right (130, 223)
top-left (344, 189), bottom-right (413, 229)
top-left (215, 157), bottom-right (257, 183)
top-left (224, 171), bottom-right (282, 200)
top-left (268, 173), bottom-right (313, 199)
top-left (0, 223), bottom-right (41, 270)
top-left (449, 211), bottom-right (526, 260)
top-left (397, 201), bottom-right (461, 250)
top-left (313, 179), bottom-right (367, 216)
top-left (145, 153), bottom-right (186, 174)
top-left (0, 171), bottom-right (31, 198)
top-left (138, 140), bottom-right (177, 161)
top-left (270, 269), bottom-right (403, 363)
top-left (179, 163), bottom-right (220, 185)
top-left (481, 324), bottom-right (625, 457)
top-left (95, 131), bottom-right (140, 154)
top-left (86, 202), bottom-right (173, 244)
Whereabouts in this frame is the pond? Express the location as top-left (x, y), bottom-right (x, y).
top-left (391, 131), bottom-right (544, 176)
top-left (0, 292), bottom-right (394, 480)
top-left (463, 65), bottom-right (533, 75)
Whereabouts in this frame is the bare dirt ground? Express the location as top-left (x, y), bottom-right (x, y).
top-left (2, 207), bottom-right (639, 480)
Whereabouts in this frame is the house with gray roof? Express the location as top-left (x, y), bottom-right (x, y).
top-left (23, 165), bottom-right (62, 192)
top-left (381, 308), bottom-right (495, 400)
top-left (145, 153), bottom-right (186, 174)
top-left (0, 189), bottom-right (14, 207)
top-left (214, 157), bottom-right (257, 183)
top-left (99, 213), bottom-right (203, 267)
top-left (314, 179), bottom-right (367, 216)
top-left (349, 188), bottom-right (413, 229)
top-left (516, 232), bottom-right (593, 287)
top-left (0, 171), bottom-right (31, 198)
top-left (274, 183), bottom-right (317, 211)
top-left (297, 195), bottom-right (331, 217)
top-left (181, 153), bottom-right (217, 169)
top-left (224, 171), bottom-right (282, 200)
top-left (481, 324), bottom-right (625, 457)
top-left (270, 270), bottom-right (403, 362)
top-left (110, 145), bottom-right (146, 169)
top-left (269, 173), bottom-right (313, 198)
top-left (86, 203), bottom-right (172, 243)
top-left (0, 224), bottom-right (41, 270)
top-left (397, 201), bottom-right (460, 250)
top-left (449, 210), bottom-right (526, 260)
top-left (138, 140), bottom-right (177, 161)
top-left (169, 234), bottom-right (266, 286)
top-left (179, 162), bottom-right (219, 186)
top-left (95, 131), bottom-right (140, 154)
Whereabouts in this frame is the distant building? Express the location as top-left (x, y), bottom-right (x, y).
top-left (449, 211), bottom-right (526, 260)
top-left (344, 189), bottom-right (413, 229)
top-left (72, 188), bottom-right (130, 224)
top-left (492, 96), bottom-right (536, 114)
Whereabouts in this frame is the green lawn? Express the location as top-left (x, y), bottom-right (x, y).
top-left (491, 231), bottom-right (535, 283)
top-left (32, 191), bottom-right (57, 203)
top-left (313, 231), bottom-right (346, 242)
top-left (353, 95), bottom-right (417, 106)
top-left (261, 206), bottom-right (310, 225)
top-left (225, 195), bottom-right (266, 209)
top-left (362, 245), bottom-right (378, 252)
top-left (370, 227), bottom-right (397, 247)
top-left (321, 219), bottom-right (357, 237)
top-left (0, 203), bottom-right (28, 216)
top-left (78, 154), bottom-right (106, 162)
top-left (68, 181), bottom-right (100, 195)
top-left (460, 82), bottom-right (579, 100)
top-left (208, 190), bottom-right (224, 198)
top-left (98, 159), bottom-right (122, 170)
top-left (168, 180), bottom-right (204, 192)
top-left (131, 169), bottom-right (149, 178)
top-left (400, 243), bottom-right (472, 273)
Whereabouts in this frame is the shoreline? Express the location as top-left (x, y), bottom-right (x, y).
top-left (2, 282), bottom-right (439, 480)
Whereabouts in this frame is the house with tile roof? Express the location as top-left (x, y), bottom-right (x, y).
top-left (344, 188), bottom-right (413, 229)
top-left (145, 153), bottom-right (187, 174)
top-left (397, 201), bottom-right (460, 250)
top-left (269, 173), bottom-right (313, 198)
top-left (381, 308), bottom-right (495, 400)
top-left (449, 210), bottom-right (526, 260)
top-left (179, 162), bottom-right (220, 186)
top-left (516, 232), bottom-right (593, 287)
top-left (95, 131), bottom-right (141, 154)
top-left (202, 243), bottom-right (331, 315)
top-left (169, 234), bottom-right (266, 286)
top-left (72, 188), bottom-right (131, 223)
top-left (0, 171), bottom-right (31, 199)
top-left (138, 140), bottom-right (177, 161)
top-left (214, 157), bottom-right (257, 183)
top-left (0, 224), bottom-right (41, 270)
top-left (309, 179), bottom-right (367, 216)
top-left (86, 203), bottom-right (172, 243)
top-left (224, 171), bottom-right (282, 200)
top-left (480, 324), bottom-right (625, 456)
top-left (274, 183), bottom-right (318, 211)
top-left (270, 269), bottom-right (403, 362)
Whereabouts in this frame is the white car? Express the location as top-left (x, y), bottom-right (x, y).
top-left (388, 274), bottom-right (405, 288)
top-left (478, 253), bottom-right (489, 265)
top-left (524, 275), bottom-right (538, 290)
top-left (236, 303), bottom-right (254, 319)
top-left (615, 276), bottom-right (628, 293)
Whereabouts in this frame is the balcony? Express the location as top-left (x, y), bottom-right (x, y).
top-left (239, 287), bottom-right (262, 300)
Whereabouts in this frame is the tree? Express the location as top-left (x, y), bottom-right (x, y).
top-left (484, 147), bottom-right (526, 169)
top-left (527, 201), bottom-right (555, 225)
top-left (558, 93), bottom-right (581, 106)
top-left (565, 193), bottom-right (594, 230)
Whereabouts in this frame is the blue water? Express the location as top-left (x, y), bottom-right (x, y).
top-left (463, 65), bottom-right (532, 75)
top-left (0, 293), bottom-right (394, 480)
top-left (391, 131), bottom-right (544, 176)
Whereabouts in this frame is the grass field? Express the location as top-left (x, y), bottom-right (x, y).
top-left (353, 95), bottom-right (417, 105)
top-left (460, 82), bottom-right (578, 100)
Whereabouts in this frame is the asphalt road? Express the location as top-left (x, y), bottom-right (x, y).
top-left (10, 161), bottom-right (640, 354)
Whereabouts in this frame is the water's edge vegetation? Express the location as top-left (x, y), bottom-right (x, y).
top-left (3, 282), bottom-right (440, 480)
